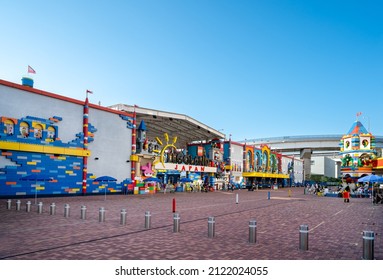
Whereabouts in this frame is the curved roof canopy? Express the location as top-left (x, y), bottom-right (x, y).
top-left (109, 104), bottom-right (225, 146)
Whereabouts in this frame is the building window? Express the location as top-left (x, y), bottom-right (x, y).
top-left (4, 119), bottom-right (14, 135)
top-left (19, 122), bottom-right (29, 138)
top-left (47, 126), bottom-right (55, 139)
top-left (34, 124), bottom-right (43, 139)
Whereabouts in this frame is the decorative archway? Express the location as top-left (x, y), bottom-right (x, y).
top-left (246, 150), bottom-right (253, 172)
top-left (254, 151), bottom-right (261, 171)
top-left (261, 146), bottom-right (270, 172)
top-left (270, 154), bottom-right (277, 173)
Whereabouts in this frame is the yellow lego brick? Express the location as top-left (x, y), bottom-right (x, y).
top-left (32, 122), bottom-right (46, 130)
top-left (0, 141), bottom-right (20, 150)
top-left (130, 155), bottom-right (139, 162)
top-left (0, 140), bottom-right (90, 157)
top-left (20, 143), bottom-right (42, 153)
top-left (43, 146), bottom-right (65, 154)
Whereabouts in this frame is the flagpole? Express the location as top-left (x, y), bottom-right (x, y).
top-left (82, 91), bottom-right (90, 195)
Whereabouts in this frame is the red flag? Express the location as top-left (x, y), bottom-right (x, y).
top-left (86, 90), bottom-right (93, 94)
top-left (28, 65), bottom-right (36, 74)
top-left (356, 112), bottom-right (362, 117)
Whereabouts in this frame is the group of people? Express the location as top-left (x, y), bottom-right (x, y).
top-left (305, 183), bottom-right (326, 195)
top-left (304, 181), bottom-right (383, 204)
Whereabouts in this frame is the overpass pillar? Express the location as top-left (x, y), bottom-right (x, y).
top-left (300, 148), bottom-right (312, 181)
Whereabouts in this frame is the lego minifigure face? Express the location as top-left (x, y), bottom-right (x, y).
top-left (5, 123), bottom-right (14, 135)
top-left (19, 122), bottom-right (29, 137)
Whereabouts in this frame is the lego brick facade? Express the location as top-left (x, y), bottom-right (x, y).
top-left (0, 81), bottom-right (132, 197)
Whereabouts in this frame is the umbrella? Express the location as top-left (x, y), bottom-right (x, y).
top-left (94, 176), bottom-right (117, 182)
top-left (143, 177), bottom-right (161, 183)
top-left (94, 176), bottom-right (117, 200)
top-left (20, 174), bottom-right (53, 204)
top-left (357, 174), bottom-right (383, 204)
top-left (357, 174), bottom-right (383, 183)
top-left (180, 177), bottom-right (193, 183)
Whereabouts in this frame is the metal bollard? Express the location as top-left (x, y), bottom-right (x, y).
top-left (249, 220), bottom-right (257, 243)
top-left (64, 204), bottom-right (70, 218)
top-left (50, 203), bottom-right (56, 215)
top-left (236, 193), bottom-right (239, 204)
top-left (267, 191), bottom-right (271, 200)
top-left (145, 211), bottom-right (151, 229)
top-left (99, 207), bottom-right (105, 222)
top-left (37, 202), bottom-right (43, 214)
top-left (80, 205), bottom-right (87, 220)
top-left (208, 216), bottom-right (215, 238)
top-left (120, 209), bottom-right (127, 225)
top-left (26, 201), bottom-right (31, 212)
top-left (173, 212), bottom-right (180, 233)
top-left (299, 224), bottom-right (309, 250)
top-left (362, 231), bottom-right (374, 260)
top-left (16, 200), bottom-right (21, 211)
top-left (6, 199), bottom-right (11, 210)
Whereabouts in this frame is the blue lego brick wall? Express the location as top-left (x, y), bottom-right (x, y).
top-left (0, 115), bottom-right (130, 197)
top-left (0, 150), bottom-right (127, 196)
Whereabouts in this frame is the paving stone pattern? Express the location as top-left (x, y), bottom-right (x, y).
top-left (0, 188), bottom-right (381, 260)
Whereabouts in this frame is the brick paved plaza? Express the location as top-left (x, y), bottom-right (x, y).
top-left (0, 188), bottom-right (382, 260)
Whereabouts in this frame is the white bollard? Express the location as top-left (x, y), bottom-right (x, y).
top-left (208, 216), bottom-right (215, 238)
top-left (145, 211), bottom-right (151, 229)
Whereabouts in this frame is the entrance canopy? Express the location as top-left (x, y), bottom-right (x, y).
top-left (243, 172), bottom-right (289, 179)
top-left (109, 104), bottom-right (225, 146)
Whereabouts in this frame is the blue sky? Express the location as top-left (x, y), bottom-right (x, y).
top-left (1, 0), bottom-right (382, 141)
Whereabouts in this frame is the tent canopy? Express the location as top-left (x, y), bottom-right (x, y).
top-left (357, 174), bottom-right (383, 183)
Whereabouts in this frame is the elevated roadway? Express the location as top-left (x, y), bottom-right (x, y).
top-left (242, 135), bottom-right (383, 157)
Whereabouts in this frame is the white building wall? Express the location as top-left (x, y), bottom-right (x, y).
top-left (294, 158), bottom-right (304, 183)
top-left (0, 84), bottom-right (83, 143)
top-left (281, 156), bottom-right (291, 174)
top-left (310, 156), bottom-right (339, 179)
top-left (311, 156), bottom-right (325, 175)
top-left (230, 143), bottom-right (243, 182)
top-left (324, 157), bottom-right (339, 178)
top-left (87, 108), bottom-right (132, 181)
top-left (281, 156), bottom-right (304, 184)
